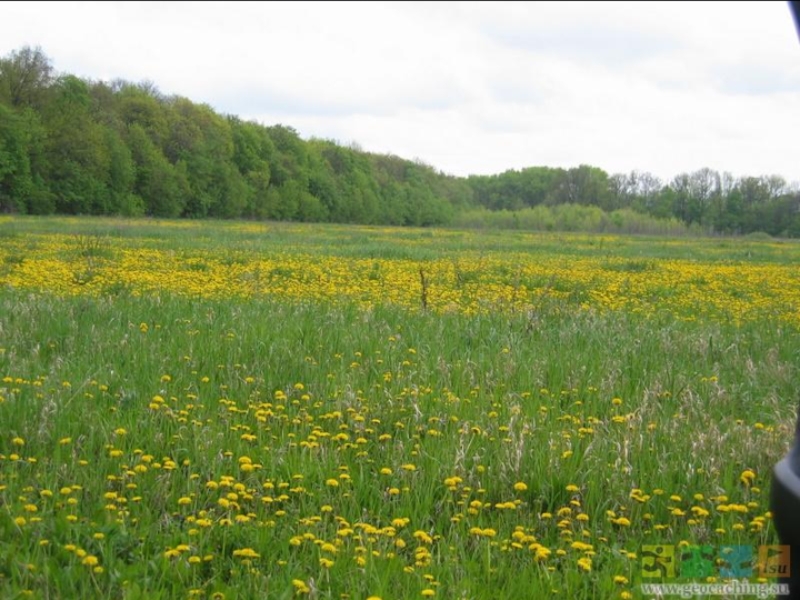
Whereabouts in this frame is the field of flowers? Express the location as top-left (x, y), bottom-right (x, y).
top-left (0, 216), bottom-right (798, 599)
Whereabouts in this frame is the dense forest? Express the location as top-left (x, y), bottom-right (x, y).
top-left (1, 46), bottom-right (798, 236)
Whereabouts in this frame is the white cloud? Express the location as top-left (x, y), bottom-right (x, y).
top-left (1, 0), bottom-right (798, 183)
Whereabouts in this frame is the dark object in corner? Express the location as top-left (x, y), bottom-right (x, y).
top-left (771, 399), bottom-right (800, 599)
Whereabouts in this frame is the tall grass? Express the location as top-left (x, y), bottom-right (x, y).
top-left (0, 217), bottom-right (797, 599)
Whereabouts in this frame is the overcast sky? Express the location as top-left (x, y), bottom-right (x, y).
top-left (2, 1), bottom-right (799, 184)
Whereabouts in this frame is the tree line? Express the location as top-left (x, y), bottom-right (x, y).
top-left (468, 165), bottom-right (799, 237)
top-left (0, 47), bottom-right (468, 225)
top-left (1, 46), bottom-right (798, 236)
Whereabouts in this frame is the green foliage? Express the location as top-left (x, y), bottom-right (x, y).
top-left (0, 45), bottom-right (54, 109)
top-left (0, 45), bottom-right (797, 236)
top-left (0, 104), bottom-right (34, 213)
top-left (468, 166), bottom-right (562, 210)
top-left (467, 165), bottom-right (799, 238)
top-left (452, 205), bottom-right (697, 236)
top-left (126, 124), bottom-right (189, 217)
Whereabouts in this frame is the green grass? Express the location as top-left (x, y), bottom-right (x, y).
top-left (0, 217), bottom-right (797, 599)
top-left (2, 215), bottom-right (799, 264)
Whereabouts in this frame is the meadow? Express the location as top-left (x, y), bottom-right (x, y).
top-left (0, 216), bottom-right (798, 599)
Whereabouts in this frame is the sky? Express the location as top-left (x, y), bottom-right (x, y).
top-left (2, 1), bottom-right (799, 185)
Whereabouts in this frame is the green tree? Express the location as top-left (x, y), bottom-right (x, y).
top-left (545, 165), bottom-right (609, 208)
top-left (668, 173), bottom-right (691, 223)
top-left (229, 116), bottom-right (279, 219)
top-left (41, 75), bottom-right (113, 214)
top-left (305, 144), bottom-right (338, 221)
top-left (126, 123), bottom-right (188, 217)
top-left (117, 83), bottom-right (170, 148)
top-left (0, 46), bottom-right (54, 109)
top-left (265, 124), bottom-right (309, 188)
top-left (164, 98), bottom-right (247, 217)
top-left (105, 128), bottom-right (142, 215)
top-left (0, 104), bottom-right (33, 212)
